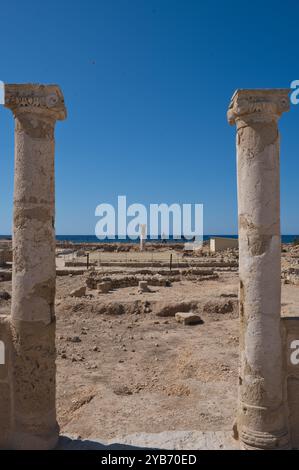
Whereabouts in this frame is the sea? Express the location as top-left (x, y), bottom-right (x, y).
top-left (0, 235), bottom-right (298, 244)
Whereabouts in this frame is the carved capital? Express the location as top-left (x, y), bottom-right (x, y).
top-left (227, 89), bottom-right (290, 125)
top-left (4, 84), bottom-right (67, 121)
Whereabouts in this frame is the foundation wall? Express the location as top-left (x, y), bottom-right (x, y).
top-left (282, 317), bottom-right (299, 448)
top-left (0, 315), bottom-right (12, 448)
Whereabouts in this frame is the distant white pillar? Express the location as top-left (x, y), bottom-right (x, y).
top-left (0, 81), bottom-right (4, 105)
top-left (228, 89), bottom-right (290, 450)
top-left (140, 224), bottom-right (146, 251)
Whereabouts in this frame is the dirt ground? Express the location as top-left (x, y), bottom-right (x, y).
top-left (1, 244), bottom-right (299, 442)
top-left (55, 273), bottom-right (240, 441)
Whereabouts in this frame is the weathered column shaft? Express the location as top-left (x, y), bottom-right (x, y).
top-left (228, 89), bottom-right (290, 450)
top-left (5, 84), bottom-right (66, 449)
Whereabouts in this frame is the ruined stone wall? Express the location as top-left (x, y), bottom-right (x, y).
top-left (0, 315), bottom-right (11, 448)
top-left (281, 318), bottom-right (299, 448)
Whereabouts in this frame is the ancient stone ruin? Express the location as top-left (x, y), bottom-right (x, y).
top-left (228, 89), bottom-right (299, 449)
top-left (0, 84), bottom-right (66, 449)
top-left (0, 85), bottom-right (298, 450)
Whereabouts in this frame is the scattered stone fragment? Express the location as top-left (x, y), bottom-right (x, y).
top-left (0, 290), bottom-right (11, 300)
top-left (220, 293), bottom-right (238, 298)
top-left (113, 385), bottom-right (133, 396)
top-left (67, 336), bottom-right (81, 343)
top-left (86, 276), bottom-right (98, 289)
top-left (203, 299), bottom-right (237, 315)
top-left (175, 312), bottom-right (203, 325)
top-left (70, 286), bottom-right (86, 297)
top-left (156, 301), bottom-right (196, 317)
top-left (97, 281), bottom-right (111, 293)
top-left (138, 281), bottom-right (150, 293)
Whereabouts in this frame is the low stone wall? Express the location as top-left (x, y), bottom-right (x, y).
top-left (56, 269), bottom-right (85, 276)
top-left (85, 271), bottom-right (219, 290)
top-left (0, 315), bottom-right (12, 448)
top-left (281, 317), bottom-right (299, 448)
top-left (64, 261), bottom-right (97, 268)
top-left (96, 261), bottom-right (238, 268)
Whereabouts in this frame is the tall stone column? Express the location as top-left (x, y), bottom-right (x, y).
top-left (4, 84), bottom-right (66, 449)
top-left (227, 89), bottom-right (290, 450)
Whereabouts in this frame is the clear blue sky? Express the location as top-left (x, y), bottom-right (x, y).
top-left (0, 0), bottom-right (298, 235)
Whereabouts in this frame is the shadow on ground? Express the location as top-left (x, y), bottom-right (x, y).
top-left (57, 431), bottom-right (238, 450)
top-left (57, 436), bottom-right (154, 450)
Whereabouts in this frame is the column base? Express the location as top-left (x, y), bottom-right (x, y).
top-left (240, 427), bottom-right (291, 450)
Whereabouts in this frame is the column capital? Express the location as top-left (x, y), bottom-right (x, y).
top-left (227, 89), bottom-right (290, 125)
top-left (4, 83), bottom-right (67, 121)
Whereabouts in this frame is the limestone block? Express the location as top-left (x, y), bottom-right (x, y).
top-left (175, 312), bottom-right (202, 325)
top-left (97, 281), bottom-right (111, 293)
top-left (70, 286), bottom-right (86, 297)
top-left (86, 276), bottom-right (98, 289)
top-left (138, 281), bottom-right (150, 293)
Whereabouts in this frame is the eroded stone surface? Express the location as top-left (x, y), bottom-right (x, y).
top-left (175, 312), bottom-right (203, 325)
top-left (0, 83), bottom-right (66, 450)
top-left (228, 89), bottom-right (290, 450)
top-left (70, 286), bottom-right (86, 297)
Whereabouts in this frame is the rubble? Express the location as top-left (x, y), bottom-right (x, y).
top-left (175, 312), bottom-right (203, 325)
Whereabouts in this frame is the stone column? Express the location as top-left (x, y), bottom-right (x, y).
top-left (4, 84), bottom-right (66, 449)
top-left (140, 224), bottom-right (146, 252)
top-left (227, 89), bottom-right (290, 450)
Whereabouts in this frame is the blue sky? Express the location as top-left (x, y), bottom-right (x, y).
top-left (0, 0), bottom-right (298, 235)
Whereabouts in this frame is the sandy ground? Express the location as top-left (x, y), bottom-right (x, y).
top-left (55, 273), bottom-right (240, 441)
